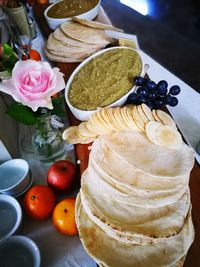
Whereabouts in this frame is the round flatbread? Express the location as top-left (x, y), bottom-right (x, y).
top-left (72, 17), bottom-right (123, 32)
top-left (53, 27), bottom-right (103, 49)
top-left (76, 200), bottom-right (194, 267)
top-left (61, 21), bottom-right (113, 45)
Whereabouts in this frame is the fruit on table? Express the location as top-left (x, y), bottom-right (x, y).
top-left (22, 49), bottom-right (41, 61)
top-left (47, 160), bottom-right (77, 192)
top-left (126, 76), bottom-right (181, 109)
top-left (23, 185), bottom-right (56, 220)
top-left (52, 198), bottom-right (78, 235)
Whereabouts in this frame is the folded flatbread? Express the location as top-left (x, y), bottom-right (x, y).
top-left (61, 21), bottom-right (113, 45)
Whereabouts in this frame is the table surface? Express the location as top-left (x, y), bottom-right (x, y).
top-left (3, 2), bottom-right (199, 267)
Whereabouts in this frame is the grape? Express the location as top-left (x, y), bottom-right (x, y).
top-left (169, 85), bottom-right (181, 95)
top-left (157, 80), bottom-right (168, 95)
top-left (126, 92), bottom-right (139, 104)
top-left (153, 98), bottom-right (165, 109)
top-left (138, 96), bottom-right (147, 103)
top-left (137, 86), bottom-right (149, 97)
top-left (167, 96), bottom-right (178, 107)
top-left (146, 101), bottom-right (154, 110)
top-left (145, 80), bottom-right (156, 90)
top-left (148, 90), bottom-right (157, 100)
top-left (134, 76), bottom-right (144, 86)
top-left (128, 78), bottom-right (179, 109)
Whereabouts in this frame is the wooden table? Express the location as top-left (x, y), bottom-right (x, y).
top-left (33, 3), bottom-right (200, 266)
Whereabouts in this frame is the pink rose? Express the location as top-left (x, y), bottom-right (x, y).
top-left (0, 60), bottom-right (65, 111)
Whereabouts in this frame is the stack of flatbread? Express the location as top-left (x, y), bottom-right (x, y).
top-left (73, 109), bottom-right (195, 266)
top-left (45, 18), bottom-right (121, 62)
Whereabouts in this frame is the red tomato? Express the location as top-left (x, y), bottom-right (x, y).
top-left (23, 185), bottom-right (56, 220)
top-left (22, 49), bottom-right (41, 61)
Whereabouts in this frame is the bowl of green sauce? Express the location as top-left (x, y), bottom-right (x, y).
top-left (44, 0), bottom-right (101, 30)
top-left (65, 46), bottom-right (144, 121)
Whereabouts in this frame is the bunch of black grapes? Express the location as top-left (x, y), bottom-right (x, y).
top-left (126, 76), bottom-right (181, 109)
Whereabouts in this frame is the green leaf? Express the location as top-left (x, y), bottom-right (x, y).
top-left (6, 103), bottom-right (39, 125)
top-left (52, 95), bottom-right (64, 105)
top-left (3, 44), bottom-right (13, 56)
top-left (52, 104), bottom-right (65, 117)
top-left (52, 95), bottom-right (65, 117)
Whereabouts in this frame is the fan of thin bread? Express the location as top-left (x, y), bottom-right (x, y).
top-left (80, 168), bottom-right (190, 239)
top-left (93, 132), bottom-right (194, 178)
top-left (45, 48), bottom-right (83, 63)
top-left (72, 17), bottom-right (123, 32)
top-left (76, 194), bottom-right (194, 267)
top-left (60, 21), bottom-right (113, 45)
top-left (90, 135), bottom-right (190, 191)
top-left (53, 27), bottom-right (104, 49)
top-left (46, 33), bottom-right (100, 58)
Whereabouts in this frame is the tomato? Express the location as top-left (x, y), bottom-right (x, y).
top-left (23, 185), bottom-right (56, 220)
top-left (52, 198), bottom-right (78, 235)
top-left (22, 49), bottom-right (41, 61)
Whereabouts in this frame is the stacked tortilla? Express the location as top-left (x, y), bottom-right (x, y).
top-left (76, 130), bottom-right (195, 267)
top-left (45, 19), bottom-right (120, 62)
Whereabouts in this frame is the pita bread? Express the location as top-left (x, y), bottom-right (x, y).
top-left (53, 27), bottom-right (104, 49)
top-left (47, 33), bottom-right (99, 55)
top-left (75, 128), bottom-right (194, 266)
top-left (45, 48), bottom-right (82, 63)
top-left (80, 170), bottom-right (190, 238)
top-left (61, 21), bottom-right (113, 45)
top-left (76, 199), bottom-right (194, 267)
top-left (90, 141), bottom-right (189, 192)
top-left (99, 131), bottom-right (194, 178)
top-left (72, 17), bottom-right (123, 32)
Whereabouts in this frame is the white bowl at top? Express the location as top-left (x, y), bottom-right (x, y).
top-left (44, 0), bottom-right (101, 30)
top-left (0, 235), bottom-right (41, 267)
top-left (0, 159), bottom-right (30, 196)
top-left (65, 46), bottom-right (144, 121)
top-left (0, 195), bottom-right (22, 241)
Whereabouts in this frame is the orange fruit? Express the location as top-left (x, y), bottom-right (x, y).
top-left (52, 198), bottom-right (78, 235)
top-left (23, 185), bottom-right (56, 220)
top-left (22, 49), bottom-right (41, 61)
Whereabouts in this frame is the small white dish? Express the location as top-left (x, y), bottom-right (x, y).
top-left (0, 195), bottom-right (22, 241)
top-left (65, 46), bottom-right (144, 121)
top-left (14, 171), bottom-right (33, 198)
top-left (44, 0), bottom-right (101, 30)
top-left (0, 159), bottom-right (30, 196)
top-left (0, 235), bottom-right (41, 267)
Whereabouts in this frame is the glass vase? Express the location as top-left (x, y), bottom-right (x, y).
top-left (32, 114), bottom-right (65, 162)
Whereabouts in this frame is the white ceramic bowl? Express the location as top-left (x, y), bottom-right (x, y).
top-left (44, 0), bottom-right (101, 30)
top-left (0, 195), bottom-right (22, 241)
top-left (0, 159), bottom-right (30, 196)
top-left (65, 46), bottom-right (144, 121)
top-left (0, 235), bottom-right (41, 267)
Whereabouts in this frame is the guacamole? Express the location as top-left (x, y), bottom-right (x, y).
top-left (68, 48), bottom-right (142, 111)
top-left (47, 0), bottom-right (99, 19)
